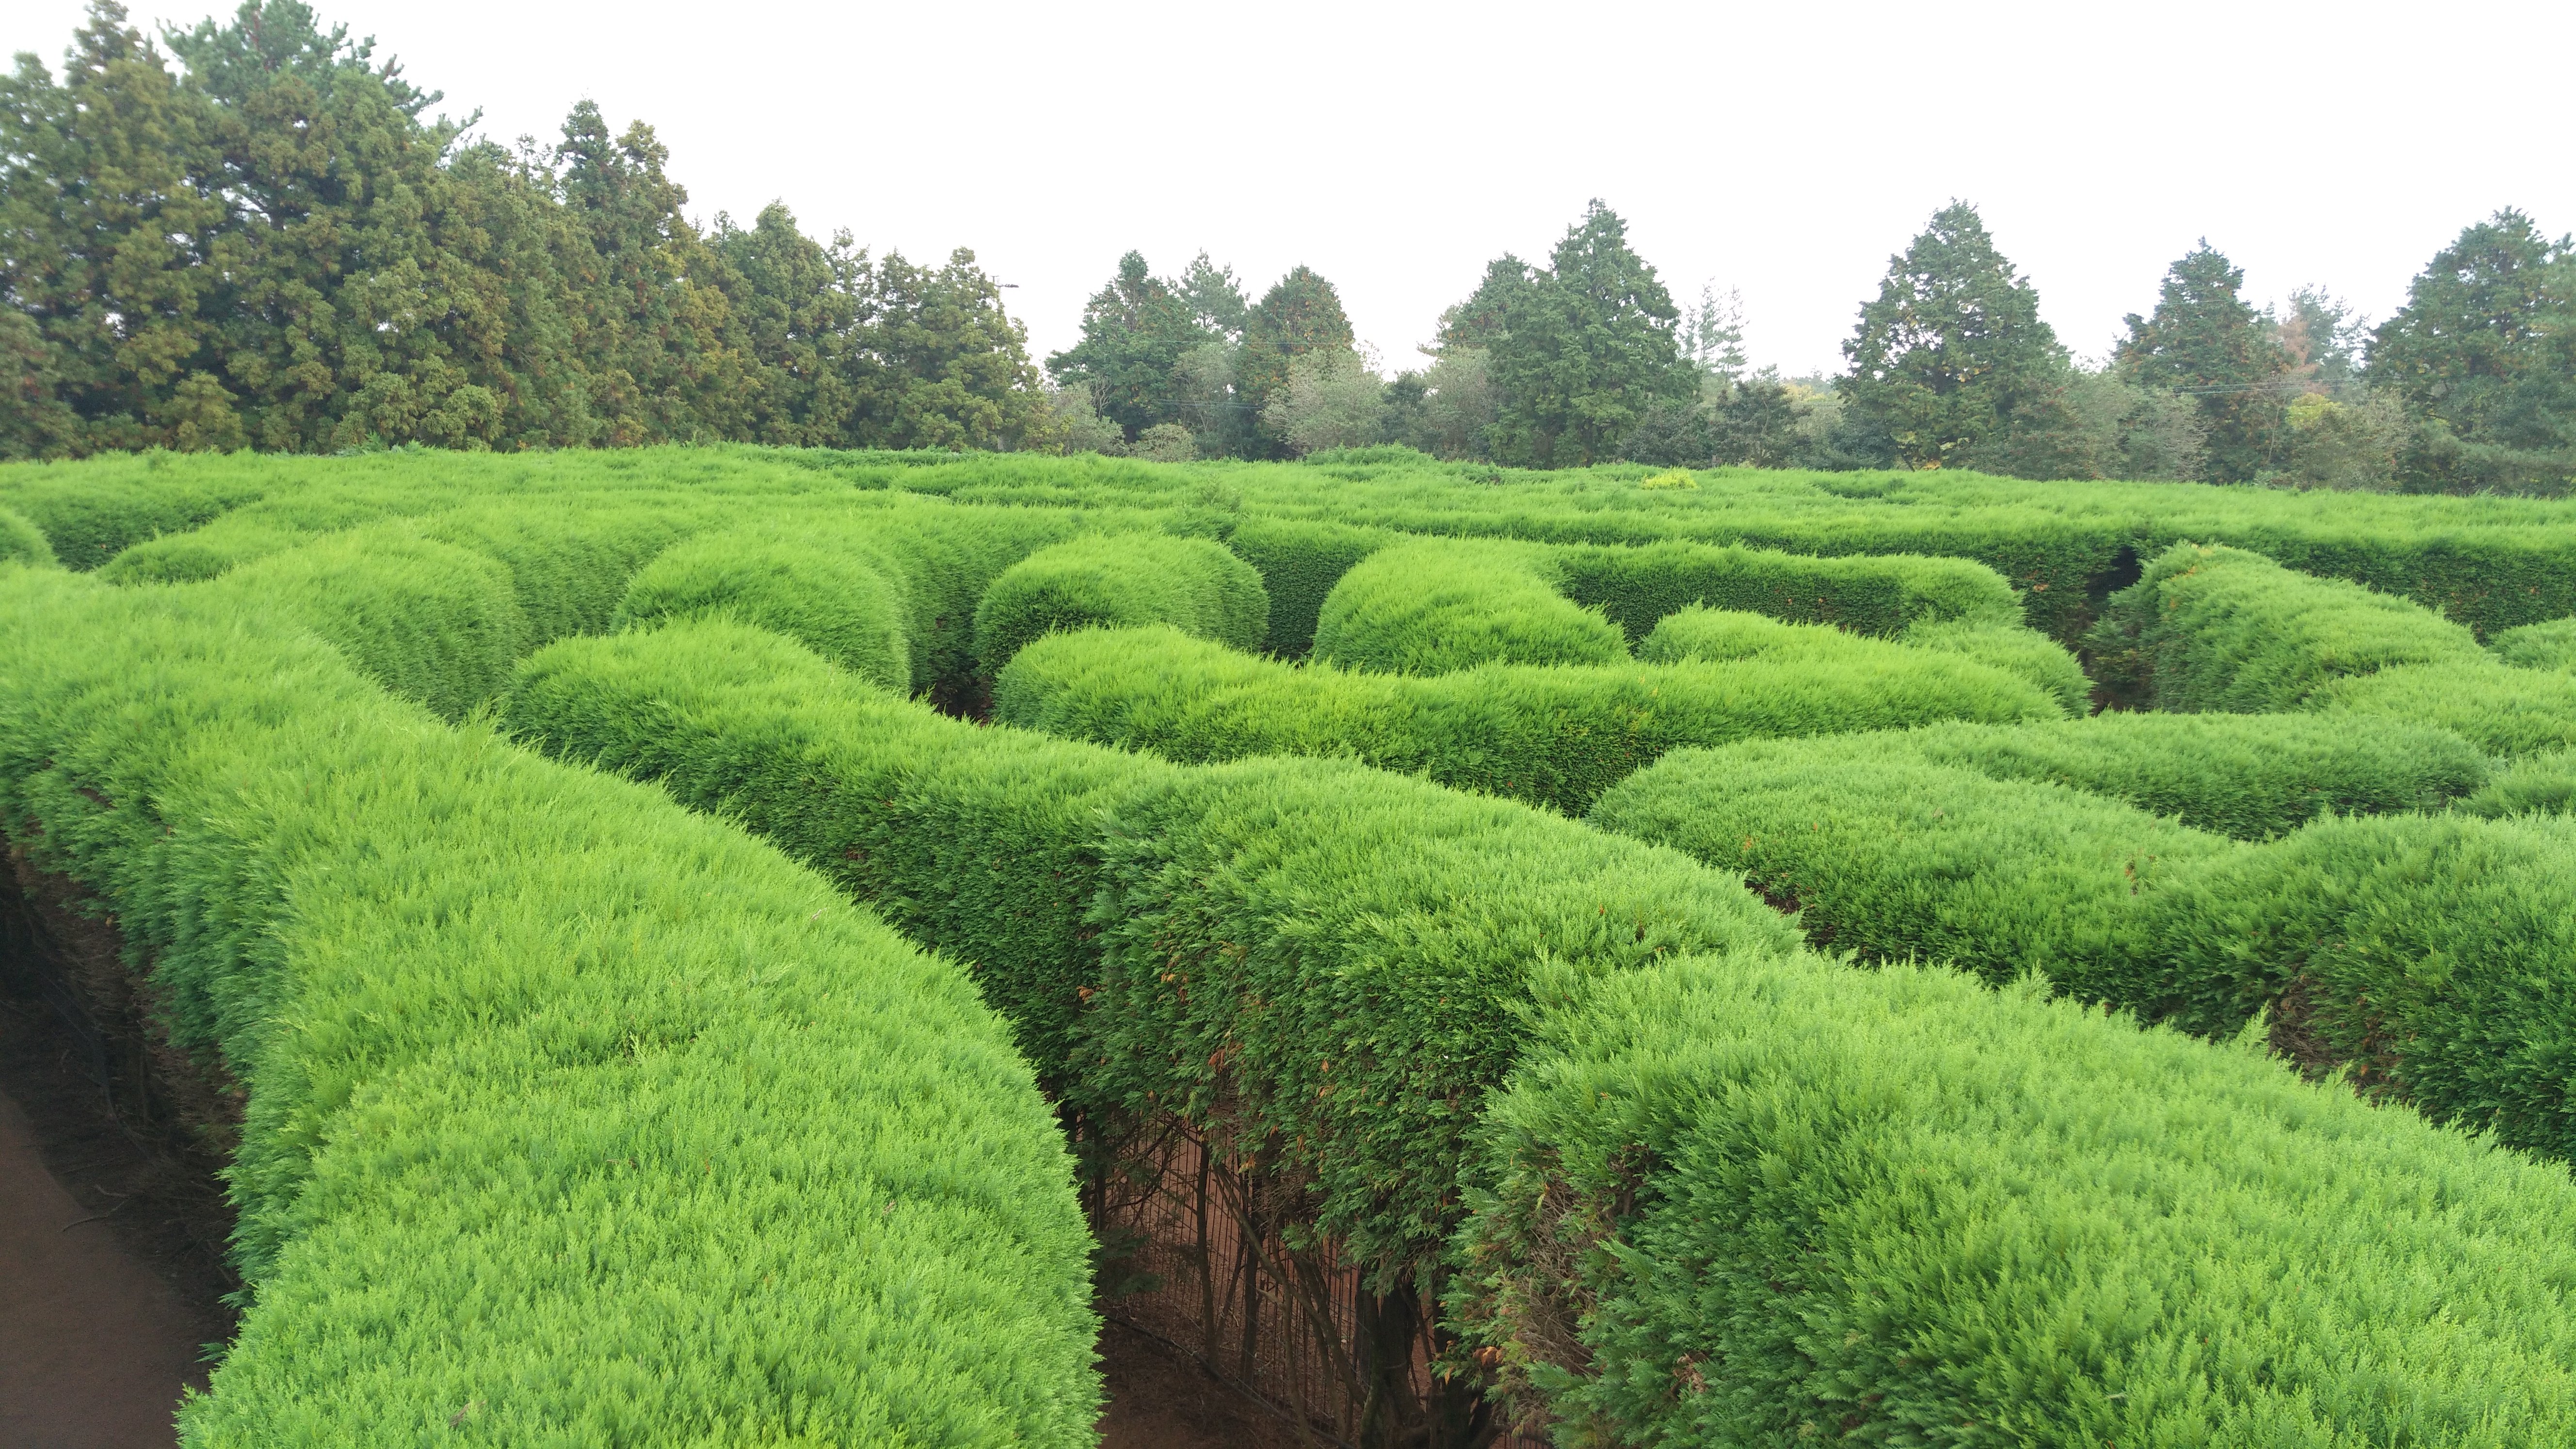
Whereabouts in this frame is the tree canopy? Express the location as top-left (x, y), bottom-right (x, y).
top-left (2116, 242), bottom-right (2291, 483)
top-left (1840, 202), bottom-right (2065, 469)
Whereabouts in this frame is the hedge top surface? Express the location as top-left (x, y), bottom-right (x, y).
top-left (2492, 616), bottom-right (2576, 671)
top-left (0, 569), bottom-right (1100, 1446)
top-left (1312, 536), bottom-right (1627, 674)
top-left (971, 530), bottom-right (1268, 668)
top-left (1455, 952), bottom-right (2576, 1447)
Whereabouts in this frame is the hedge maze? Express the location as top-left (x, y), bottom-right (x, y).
top-left (11, 446), bottom-right (2576, 1446)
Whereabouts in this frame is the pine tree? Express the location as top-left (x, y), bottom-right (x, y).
top-left (2370, 209), bottom-right (2576, 492)
top-left (1841, 201), bottom-right (2064, 469)
top-left (1239, 265), bottom-right (1356, 457)
top-left (2115, 242), bottom-right (2288, 482)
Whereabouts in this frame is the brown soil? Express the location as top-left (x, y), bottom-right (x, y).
top-left (1095, 1319), bottom-right (1315, 1449)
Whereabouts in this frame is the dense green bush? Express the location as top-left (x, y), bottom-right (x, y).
top-left (2459, 747), bottom-right (2576, 818)
top-left (1220, 516), bottom-right (1393, 654)
top-left (996, 624), bottom-right (2061, 814)
top-left (504, 618), bottom-right (1800, 1281)
top-left (1313, 537), bottom-right (1628, 673)
top-left (1554, 537), bottom-right (2022, 640)
top-left (0, 503), bottom-right (53, 566)
top-left (2492, 616), bottom-right (2576, 670)
top-left (0, 570), bottom-right (1100, 1445)
top-left (1900, 616), bottom-right (2092, 713)
top-left (972, 531), bottom-right (1268, 669)
top-left (1451, 952), bottom-right (2576, 1446)
top-left (2319, 660), bottom-right (2576, 756)
top-left (210, 526), bottom-right (531, 721)
top-left (617, 526), bottom-right (913, 691)
top-left (1903, 712), bottom-right (2489, 839)
top-left (1591, 738), bottom-right (2233, 1004)
top-left (2087, 542), bottom-right (2487, 711)
top-left (2147, 813), bottom-right (2576, 1160)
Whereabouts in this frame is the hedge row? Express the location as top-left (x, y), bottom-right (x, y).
top-left (993, 623), bottom-right (2061, 814)
top-left (973, 531), bottom-right (1269, 668)
top-left (617, 524), bottom-right (916, 692)
top-left (0, 569), bottom-right (1101, 1445)
top-left (1313, 537), bottom-right (1627, 674)
top-left (1221, 516), bottom-right (1394, 654)
top-left (1550, 537), bottom-right (2022, 640)
top-left (1640, 604), bottom-right (2090, 715)
top-left (2087, 542), bottom-right (2490, 712)
top-left (2491, 616), bottom-right (2576, 671)
top-left (0, 502), bottom-right (54, 566)
top-left (1452, 952), bottom-right (2576, 1446)
top-left (503, 616), bottom-right (1803, 1282)
top-left (1593, 724), bottom-right (2576, 1161)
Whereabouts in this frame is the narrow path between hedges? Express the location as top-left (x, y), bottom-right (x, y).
top-left (0, 1005), bottom-right (224, 1449)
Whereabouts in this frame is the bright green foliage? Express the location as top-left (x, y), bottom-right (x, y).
top-left (2319, 660), bottom-right (2576, 757)
top-left (2370, 209), bottom-right (2576, 494)
top-left (2116, 242), bottom-right (2292, 482)
top-left (1313, 537), bottom-right (1627, 673)
top-left (2459, 748), bottom-right (2576, 819)
top-left (1552, 537), bottom-right (2022, 639)
top-left (502, 618), bottom-right (1801, 1281)
top-left (2492, 616), bottom-right (2576, 670)
top-left (1840, 202), bottom-right (2066, 469)
top-left (2148, 814), bottom-right (2576, 1159)
top-left (0, 570), bottom-right (1100, 1446)
top-left (1899, 617), bottom-right (2092, 714)
top-left (0, 503), bottom-right (53, 565)
top-left (1221, 516), bottom-right (1394, 653)
top-left (995, 623), bottom-right (2059, 814)
top-left (210, 525), bottom-right (531, 721)
top-left (1450, 952), bottom-right (2576, 1447)
top-left (1900, 712), bottom-right (2488, 840)
top-left (1592, 739), bottom-right (2233, 1004)
top-left (407, 499), bottom-right (720, 645)
top-left (2088, 542), bottom-right (2487, 711)
top-left (616, 528), bottom-right (911, 691)
top-left (972, 532), bottom-right (1267, 669)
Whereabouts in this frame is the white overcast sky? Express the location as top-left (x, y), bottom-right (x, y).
top-left (13, 0), bottom-right (2574, 377)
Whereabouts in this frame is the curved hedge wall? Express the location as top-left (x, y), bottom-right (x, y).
top-left (0, 569), bottom-right (1101, 1445)
top-left (617, 526), bottom-right (913, 692)
top-left (972, 531), bottom-right (1268, 668)
top-left (1313, 537), bottom-right (1627, 674)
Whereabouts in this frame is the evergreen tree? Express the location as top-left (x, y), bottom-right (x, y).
top-left (2369, 209), bottom-right (2576, 492)
top-left (711, 202), bottom-right (866, 446)
top-left (2114, 242), bottom-right (2288, 481)
top-left (855, 247), bottom-right (1050, 451)
top-left (1045, 251), bottom-right (1207, 442)
top-left (1459, 201), bottom-right (1693, 468)
top-left (1239, 264), bottom-right (1356, 456)
top-left (1841, 201), bottom-right (2063, 469)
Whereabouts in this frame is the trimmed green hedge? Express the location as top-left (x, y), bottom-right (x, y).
top-left (503, 618), bottom-right (1801, 1280)
top-left (1900, 617), bottom-right (2092, 714)
top-left (617, 526), bottom-right (913, 692)
top-left (2147, 813), bottom-right (2576, 1160)
top-left (2319, 661), bottom-right (2576, 756)
top-left (2460, 748), bottom-right (2576, 819)
top-left (1553, 538), bottom-right (2022, 641)
top-left (1, 502), bottom-right (56, 566)
top-left (1591, 738), bottom-right (2232, 1004)
top-left (2492, 617), bottom-right (2576, 671)
top-left (1641, 605), bottom-right (2087, 717)
top-left (1901, 712), bottom-right (2489, 840)
top-left (1451, 952), bottom-right (2576, 1446)
top-left (0, 570), bottom-right (1100, 1446)
top-left (1313, 537), bottom-right (1627, 674)
top-left (972, 531), bottom-right (1268, 670)
top-left (1221, 516), bottom-right (1394, 655)
top-left (2087, 542), bottom-right (2489, 712)
top-left (994, 624), bottom-right (2061, 814)
top-left (210, 526), bottom-right (532, 722)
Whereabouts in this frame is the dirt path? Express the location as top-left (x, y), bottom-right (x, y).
top-left (1, 1084), bottom-right (220, 1448)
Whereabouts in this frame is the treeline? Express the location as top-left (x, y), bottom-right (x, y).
top-left (1058, 201), bottom-right (2576, 493)
top-left (0, 1), bottom-right (1056, 457)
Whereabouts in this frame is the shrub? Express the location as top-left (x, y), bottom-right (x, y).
top-left (211, 525), bottom-right (531, 722)
top-left (0, 570), bottom-right (1100, 1445)
top-left (1590, 738), bottom-right (2233, 1005)
top-left (2319, 660), bottom-right (2576, 756)
top-left (973, 531), bottom-right (1268, 669)
top-left (2459, 747), bottom-right (2576, 819)
top-left (2086, 542), bottom-right (2487, 711)
top-left (996, 624), bottom-right (2061, 814)
top-left (503, 618), bottom-right (1801, 1283)
top-left (1451, 952), bottom-right (2576, 1446)
top-left (1900, 617), bottom-right (2092, 713)
top-left (617, 527), bottom-right (912, 692)
top-left (2492, 616), bottom-right (2576, 671)
top-left (1221, 516), bottom-right (1393, 654)
top-left (1639, 604), bottom-right (2087, 717)
top-left (1313, 537), bottom-right (1626, 673)
top-left (0, 502), bottom-right (53, 566)
top-left (1554, 538), bottom-right (2022, 642)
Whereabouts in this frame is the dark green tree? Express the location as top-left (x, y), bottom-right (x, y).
top-left (711, 202), bottom-right (866, 445)
top-left (2370, 209), bottom-right (2576, 493)
top-left (1841, 201), bottom-right (2064, 469)
top-left (2114, 242), bottom-right (2288, 481)
top-left (1462, 201), bottom-right (1694, 468)
top-left (1239, 264), bottom-right (1356, 456)
top-left (1045, 251), bottom-right (1209, 441)
top-left (855, 246), bottom-right (1050, 451)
